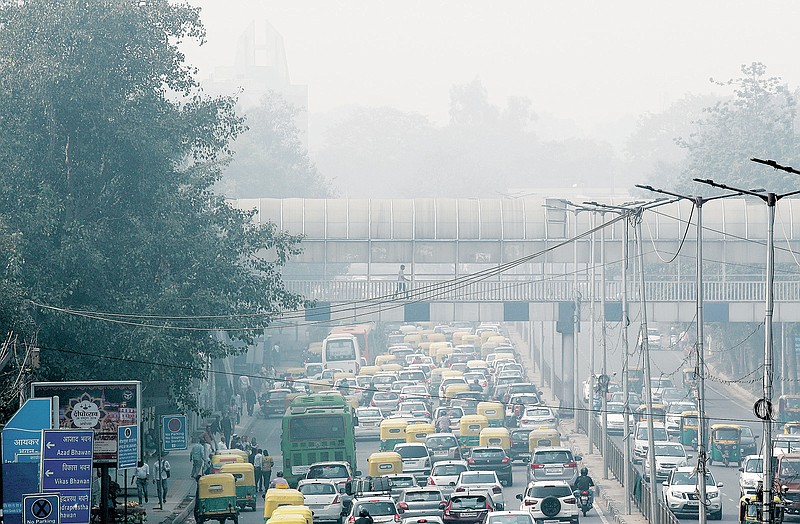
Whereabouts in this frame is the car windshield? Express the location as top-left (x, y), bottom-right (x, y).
top-left (308, 465), bottom-right (349, 479)
top-left (671, 472), bottom-right (716, 486)
top-left (374, 392), bottom-right (398, 400)
top-left (432, 463), bottom-right (467, 476)
top-left (396, 446), bottom-right (428, 458)
top-left (745, 458), bottom-right (763, 473)
top-left (637, 427), bottom-right (668, 441)
top-left (404, 491), bottom-right (442, 502)
top-left (450, 496), bottom-right (487, 510)
top-left (472, 448), bottom-right (505, 459)
top-left (533, 451), bottom-right (572, 464)
top-left (654, 444), bottom-right (685, 457)
top-left (355, 502), bottom-right (396, 516)
top-left (389, 477), bottom-right (416, 488)
top-left (510, 430), bottom-right (531, 441)
top-left (299, 483), bottom-right (336, 495)
top-left (400, 371), bottom-right (426, 381)
top-left (713, 428), bottom-right (740, 440)
top-left (530, 485), bottom-right (572, 498)
top-left (607, 403), bottom-right (624, 414)
top-left (460, 472), bottom-right (497, 484)
top-left (525, 408), bottom-right (551, 417)
top-left (358, 409), bottom-right (381, 418)
top-left (373, 375), bottom-right (396, 384)
top-left (486, 515), bottom-right (533, 524)
top-left (427, 436), bottom-right (457, 449)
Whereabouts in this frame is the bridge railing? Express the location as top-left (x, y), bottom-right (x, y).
top-left (285, 278), bottom-right (800, 303)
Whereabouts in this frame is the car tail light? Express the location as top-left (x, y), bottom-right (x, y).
top-left (523, 499), bottom-right (537, 506)
top-left (565, 498), bottom-right (576, 504)
top-left (370, 400), bottom-right (375, 406)
top-left (332, 495), bottom-right (340, 504)
top-left (444, 508), bottom-right (451, 516)
top-left (428, 477), bottom-right (435, 485)
top-left (467, 458), bottom-right (475, 465)
top-left (394, 515), bottom-right (401, 523)
top-left (581, 491), bottom-right (589, 495)
top-left (398, 503), bottom-right (409, 511)
top-left (501, 457), bottom-right (510, 464)
top-left (531, 463), bottom-right (544, 469)
top-left (348, 517), bottom-right (355, 524)
top-left (455, 487), bottom-right (465, 492)
top-left (492, 486), bottom-right (502, 494)
top-left (565, 461), bottom-right (577, 468)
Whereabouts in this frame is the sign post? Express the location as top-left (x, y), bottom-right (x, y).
top-left (41, 430), bottom-right (93, 524)
top-left (117, 425), bottom-right (138, 524)
top-left (161, 415), bottom-right (187, 452)
top-left (22, 494), bottom-right (60, 524)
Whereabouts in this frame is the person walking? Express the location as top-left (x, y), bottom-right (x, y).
top-left (254, 449), bottom-right (264, 491)
top-left (190, 439), bottom-right (205, 479)
top-left (220, 413), bottom-right (233, 446)
top-left (133, 460), bottom-right (149, 504)
top-left (246, 386), bottom-right (257, 417)
top-left (262, 449), bottom-right (274, 489)
top-left (153, 458), bottom-right (171, 504)
top-left (396, 264), bottom-right (410, 298)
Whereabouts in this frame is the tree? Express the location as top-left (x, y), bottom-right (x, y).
top-left (675, 63), bottom-right (800, 193)
top-left (218, 92), bottom-right (333, 198)
top-left (0, 0), bottom-right (306, 413)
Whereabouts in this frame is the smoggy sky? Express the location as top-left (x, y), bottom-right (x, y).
top-left (183, 1), bottom-right (800, 131)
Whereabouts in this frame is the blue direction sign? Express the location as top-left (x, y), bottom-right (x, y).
top-left (2, 398), bottom-right (53, 464)
top-left (116, 425), bottom-right (138, 469)
top-left (41, 430), bottom-right (92, 524)
top-left (23, 494), bottom-right (59, 524)
top-left (161, 415), bottom-right (187, 451)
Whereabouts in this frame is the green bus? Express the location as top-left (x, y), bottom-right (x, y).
top-left (281, 393), bottom-right (357, 487)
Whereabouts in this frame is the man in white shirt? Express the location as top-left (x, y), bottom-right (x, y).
top-left (254, 449), bottom-right (264, 491)
top-left (153, 459), bottom-right (171, 504)
top-left (133, 460), bottom-right (149, 504)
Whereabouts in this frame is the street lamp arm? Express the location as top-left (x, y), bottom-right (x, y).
top-left (693, 178), bottom-right (768, 201)
top-left (635, 184), bottom-right (689, 202)
top-left (751, 158), bottom-right (800, 176)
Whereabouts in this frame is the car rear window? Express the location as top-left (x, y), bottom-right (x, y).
top-left (396, 445), bottom-right (428, 458)
top-left (530, 485), bottom-right (572, 498)
top-left (358, 409), bottom-right (381, 418)
top-left (269, 392), bottom-right (288, 399)
top-left (471, 448), bottom-right (506, 459)
top-left (426, 436), bottom-right (457, 449)
top-left (404, 491), bottom-right (442, 502)
top-left (308, 465), bottom-right (348, 479)
top-left (355, 502), bottom-right (396, 516)
top-left (400, 371), bottom-right (426, 381)
top-left (460, 472), bottom-right (497, 484)
top-left (450, 496), bottom-right (487, 510)
top-left (374, 392), bottom-right (398, 400)
top-left (432, 463), bottom-right (467, 476)
top-left (486, 515), bottom-right (533, 524)
top-left (373, 376), bottom-right (396, 385)
top-left (533, 451), bottom-right (573, 464)
top-left (389, 477), bottom-right (416, 488)
top-left (299, 483), bottom-right (336, 495)
top-left (510, 430), bottom-right (531, 442)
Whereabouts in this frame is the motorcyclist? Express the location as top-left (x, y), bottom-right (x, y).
top-left (354, 508), bottom-right (373, 524)
top-left (572, 467), bottom-right (595, 507)
top-left (436, 410), bottom-right (452, 433)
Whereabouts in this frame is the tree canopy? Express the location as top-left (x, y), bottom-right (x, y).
top-left (0, 0), bottom-right (306, 414)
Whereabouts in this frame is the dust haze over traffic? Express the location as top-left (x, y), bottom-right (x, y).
top-left (183, 1), bottom-right (800, 198)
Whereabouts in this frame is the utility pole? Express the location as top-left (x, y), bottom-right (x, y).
top-left (696, 160), bottom-right (800, 524)
top-left (599, 211), bottom-right (609, 478)
top-left (636, 184), bottom-right (742, 524)
top-left (588, 211), bottom-right (597, 453)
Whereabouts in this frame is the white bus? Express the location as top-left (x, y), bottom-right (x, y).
top-left (321, 333), bottom-right (361, 374)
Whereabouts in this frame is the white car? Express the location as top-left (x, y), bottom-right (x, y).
top-left (438, 378), bottom-right (467, 399)
top-left (643, 442), bottom-right (690, 481)
top-left (519, 406), bottom-right (557, 430)
top-left (604, 402), bottom-right (631, 435)
top-left (649, 377), bottom-right (674, 403)
top-left (485, 511), bottom-right (534, 524)
top-left (395, 443), bottom-right (432, 478)
top-left (661, 466), bottom-right (722, 520)
top-left (739, 455), bottom-right (764, 497)
top-left (348, 496), bottom-right (400, 524)
top-left (454, 471), bottom-right (505, 510)
top-left (633, 423), bottom-right (669, 463)
top-left (427, 460), bottom-right (469, 496)
top-left (664, 401), bottom-right (696, 435)
top-left (297, 479), bottom-right (345, 523)
top-left (506, 394), bottom-right (541, 418)
top-left (355, 407), bottom-right (384, 439)
top-left (517, 481), bottom-right (578, 524)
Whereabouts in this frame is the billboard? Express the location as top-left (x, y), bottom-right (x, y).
top-left (30, 381), bottom-right (141, 464)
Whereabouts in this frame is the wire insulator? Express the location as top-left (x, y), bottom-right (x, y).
top-left (754, 398), bottom-right (774, 421)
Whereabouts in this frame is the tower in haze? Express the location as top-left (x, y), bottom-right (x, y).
top-left (203, 19), bottom-right (308, 146)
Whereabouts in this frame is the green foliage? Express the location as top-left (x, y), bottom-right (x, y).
top-left (675, 63), bottom-right (800, 194)
top-left (0, 0), bottom-right (307, 412)
top-left (218, 93), bottom-right (333, 198)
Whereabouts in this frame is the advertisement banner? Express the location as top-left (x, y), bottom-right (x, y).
top-left (30, 381), bottom-right (141, 464)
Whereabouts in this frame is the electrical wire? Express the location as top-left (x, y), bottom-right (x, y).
top-left (645, 205), bottom-right (694, 263)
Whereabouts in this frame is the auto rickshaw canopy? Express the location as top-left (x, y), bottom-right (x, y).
top-left (367, 451), bottom-right (403, 476)
top-left (459, 415), bottom-right (489, 436)
top-left (479, 427), bottom-right (510, 450)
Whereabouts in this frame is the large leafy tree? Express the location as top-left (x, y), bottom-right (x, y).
top-left (0, 0), bottom-right (306, 413)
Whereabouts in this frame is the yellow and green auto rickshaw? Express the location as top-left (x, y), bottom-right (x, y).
top-left (195, 473), bottom-right (239, 524)
top-left (445, 383), bottom-right (470, 401)
top-left (367, 451), bottom-right (403, 476)
top-left (458, 415), bottom-right (489, 450)
top-left (380, 363), bottom-right (403, 373)
top-left (739, 495), bottom-right (783, 524)
top-left (477, 402), bottom-right (505, 427)
top-left (263, 489), bottom-right (305, 522)
top-left (375, 354), bottom-right (398, 367)
top-left (785, 422), bottom-right (800, 435)
top-left (709, 423), bottom-right (742, 467)
top-left (212, 453), bottom-right (245, 473)
top-left (220, 462), bottom-right (258, 511)
top-left (779, 395), bottom-right (800, 423)
top-left (479, 427), bottom-right (510, 451)
top-left (269, 506), bottom-right (312, 524)
top-left (679, 410), bottom-right (700, 448)
top-left (429, 341), bottom-right (450, 358)
top-left (467, 360), bottom-right (489, 374)
top-left (528, 428), bottom-right (561, 451)
top-left (635, 403), bottom-right (666, 425)
top-left (436, 346), bottom-right (455, 364)
top-left (380, 418), bottom-right (409, 451)
top-left (406, 422), bottom-right (436, 443)
top-left (404, 334), bottom-right (423, 349)
top-left (452, 331), bottom-right (471, 346)
top-left (359, 365), bottom-right (381, 377)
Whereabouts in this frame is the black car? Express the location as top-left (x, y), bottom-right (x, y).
top-left (466, 447), bottom-right (513, 486)
top-left (443, 493), bottom-right (493, 524)
top-left (260, 389), bottom-right (291, 417)
top-left (509, 429), bottom-right (532, 462)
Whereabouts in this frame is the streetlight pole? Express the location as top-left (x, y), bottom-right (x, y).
top-left (636, 184), bottom-right (742, 524)
top-left (599, 211), bottom-right (609, 478)
top-left (696, 161), bottom-right (800, 524)
top-left (588, 211), bottom-right (597, 454)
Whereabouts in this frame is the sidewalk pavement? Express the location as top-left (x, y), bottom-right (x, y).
top-left (508, 327), bottom-right (648, 524)
top-left (150, 411), bottom-right (261, 524)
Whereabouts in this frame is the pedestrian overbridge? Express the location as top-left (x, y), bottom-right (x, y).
top-left (232, 196), bottom-right (800, 324)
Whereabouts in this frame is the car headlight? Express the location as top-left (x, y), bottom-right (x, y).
top-left (707, 492), bottom-right (719, 499)
top-left (670, 491), bottom-right (686, 499)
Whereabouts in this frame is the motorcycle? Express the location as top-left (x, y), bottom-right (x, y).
top-left (578, 490), bottom-right (592, 516)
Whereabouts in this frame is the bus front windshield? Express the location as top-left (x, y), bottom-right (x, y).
top-left (290, 415), bottom-right (345, 440)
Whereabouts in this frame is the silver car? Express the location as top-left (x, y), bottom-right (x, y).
top-left (427, 460), bottom-right (469, 496)
top-left (395, 443), bottom-right (432, 479)
top-left (297, 479), bottom-right (344, 523)
top-left (397, 488), bottom-right (446, 518)
top-left (527, 448), bottom-right (580, 485)
top-left (355, 407), bottom-right (384, 439)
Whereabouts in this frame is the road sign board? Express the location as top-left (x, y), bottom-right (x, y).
top-left (2, 398), bottom-right (54, 464)
top-left (23, 494), bottom-right (59, 524)
top-left (40, 430), bottom-right (93, 524)
top-left (161, 415), bottom-right (187, 451)
top-left (3, 463), bottom-right (40, 524)
top-left (117, 425), bottom-right (138, 469)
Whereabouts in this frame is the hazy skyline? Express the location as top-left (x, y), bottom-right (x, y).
top-left (184, 0), bottom-right (800, 135)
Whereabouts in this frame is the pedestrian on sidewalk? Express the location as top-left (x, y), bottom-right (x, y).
top-left (133, 460), bottom-right (149, 504)
top-left (221, 413), bottom-right (232, 446)
top-left (254, 449), bottom-right (264, 491)
top-left (246, 386), bottom-right (257, 417)
top-left (190, 439), bottom-right (205, 479)
top-left (153, 458), bottom-right (171, 504)
top-left (262, 449), bottom-right (274, 488)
